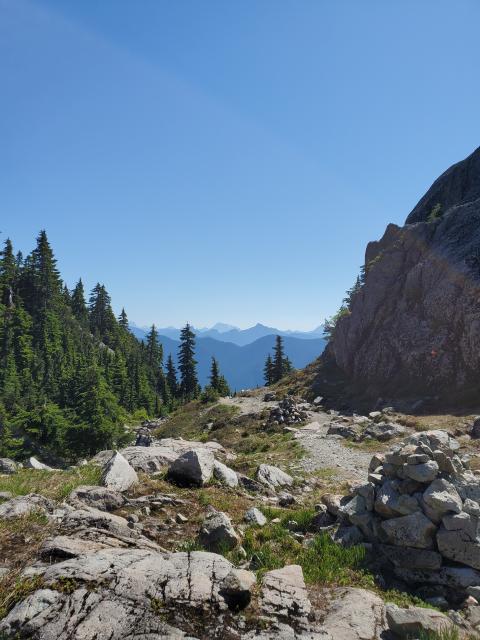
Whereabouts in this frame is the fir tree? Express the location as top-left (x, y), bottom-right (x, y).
top-left (71, 279), bottom-right (89, 327)
top-left (89, 283), bottom-right (116, 344)
top-left (263, 354), bottom-right (273, 386)
top-left (209, 356), bottom-right (230, 396)
top-left (145, 325), bottom-right (163, 369)
top-left (166, 354), bottom-right (178, 398)
top-left (272, 335), bottom-right (286, 382)
top-left (178, 323), bottom-right (199, 400)
top-left (0, 239), bottom-right (17, 307)
top-left (118, 308), bottom-right (129, 330)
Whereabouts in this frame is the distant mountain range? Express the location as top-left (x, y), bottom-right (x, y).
top-left (131, 322), bottom-right (325, 346)
top-left (130, 323), bottom-right (326, 390)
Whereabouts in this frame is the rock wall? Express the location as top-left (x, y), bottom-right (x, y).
top-left (327, 146), bottom-right (480, 406)
top-left (334, 430), bottom-right (480, 606)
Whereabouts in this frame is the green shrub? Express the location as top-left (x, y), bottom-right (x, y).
top-left (427, 202), bottom-right (443, 222)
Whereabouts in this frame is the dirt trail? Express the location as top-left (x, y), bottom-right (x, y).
top-left (220, 394), bottom-right (371, 483)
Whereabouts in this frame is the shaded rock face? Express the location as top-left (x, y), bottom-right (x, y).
top-left (327, 146), bottom-right (480, 405)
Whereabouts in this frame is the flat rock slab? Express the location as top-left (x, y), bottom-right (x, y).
top-left (68, 485), bottom-right (126, 512)
top-left (0, 493), bottom-right (55, 519)
top-left (0, 548), bottom-right (239, 640)
top-left (386, 603), bottom-right (453, 637)
top-left (321, 588), bottom-right (386, 640)
top-left (261, 564), bottom-right (311, 619)
top-left (255, 464), bottom-right (293, 489)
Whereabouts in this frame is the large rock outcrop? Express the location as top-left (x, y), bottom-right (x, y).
top-left (327, 145), bottom-right (480, 406)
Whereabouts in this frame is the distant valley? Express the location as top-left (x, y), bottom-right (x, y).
top-left (130, 323), bottom-right (326, 390)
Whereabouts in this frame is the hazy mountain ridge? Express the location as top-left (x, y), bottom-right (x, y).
top-left (130, 326), bottom-right (326, 390)
top-left (131, 322), bottom-right (325, 345)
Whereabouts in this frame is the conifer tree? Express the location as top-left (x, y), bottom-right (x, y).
top-left (166, 354), bottom-right (178, 398)
top-left (145, 325), bottom-right (163, 369)
top-left (263, 354), bottom-right (274, 386)
top-left (0, 239), bottom-right (17, 306)
top-left (89, 283), bottom-right (116, 344)
top-left (118, 308), bottom-right (129, 330)
top-left (178, 323), bottom-right (199, 400)
top-left (265, 336), bottom-right (294, 384)
top-left (71, 279), bottom-right (89, 327)
top-left (272, 335), bottom-right (286, 382)
top-left (209, 356), bottom-right (230, 396)
top-left (209, 356), bottom-right (220, 390)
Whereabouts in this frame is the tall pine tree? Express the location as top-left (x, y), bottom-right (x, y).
top-left (178, 323), bottom-right (199, 400)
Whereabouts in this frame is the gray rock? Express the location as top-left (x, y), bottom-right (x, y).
top-left (237, 474), bottom-right (265, 493)
top-left (422, 478), bottom-right (462, 518)
top-left (322, 587), bottom-right (386, 640)
top-left (374, 480), bottom-right (401, 518)
top-left (321, 493), bottom-right (343, 516)
top-left (395, 565), bottom-right (480, 590)
top-left (341, 495), bottom-right (366, 520)
top-left (261, 564), bottom-right (311, 619)
top-left (0, 548), bottom-right (235, 639)
top-left (0, 493), bottom-right (55, 519)
top-left (198, 509), bottom-right (239, 551)
top-left (386, 603), bottom-right (454, 637)
top-left (168, 449), bottom-right (215, 486)
top-left (403, 460), bottom-right (439, 483)
top-left (24, 457), bottom-right (55, 471)
top-left (380, 512), bottom-right (436, 549)
top-left (0, 457), bottom-right (18, 474)
top-left (255, 464), bottom-right (293, 489)
top-left (353, 482), bottom-right (375, 511)
top-left (363, 422), bottom-right (405, 441)
top-left (326, 423), bottom-right (359, 439)
top-left (213, 460), bottom-right (238, 488)
top-left (311, 505), bottom-right (335, 529)
top-left (442, 510), bottom-right (480, 539)
top-left (377, 544), bottom-right (442, 570)
top-left (68, 485), bottom-right (126, 512)
top-left (101, 451), bottom-right (138, 492)
top-left (245, 507), bottom-right (267, 526)
top-left (334, 524), bottom-right (364, 547)
top-left (219, 568), bottom-right (256, 610)
top-left (0, 491), bottom-right (13, 500)
top-left (437, 526), bottom-right (480, 569)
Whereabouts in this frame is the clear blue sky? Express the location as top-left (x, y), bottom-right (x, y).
top-left (1, 0), bottom-right (479, 330)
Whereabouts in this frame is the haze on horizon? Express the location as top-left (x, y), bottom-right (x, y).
top-left (1, 0), bottom-right (480, 330)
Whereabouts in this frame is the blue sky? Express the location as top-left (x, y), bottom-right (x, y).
top-left (1, 0), bottom-right (479, 330)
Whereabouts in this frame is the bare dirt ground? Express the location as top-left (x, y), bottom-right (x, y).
top-left (220, 392), bottom-right (372, 483)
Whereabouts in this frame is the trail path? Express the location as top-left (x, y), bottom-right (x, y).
top-left (220, 394), bottom-right (371, 482)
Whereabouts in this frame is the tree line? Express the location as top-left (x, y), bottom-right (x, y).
top-left (0, 231), bottom-right (229, 461)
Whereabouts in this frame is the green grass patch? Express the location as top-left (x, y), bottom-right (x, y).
top-left (0, 464), bottom-right (102, 501)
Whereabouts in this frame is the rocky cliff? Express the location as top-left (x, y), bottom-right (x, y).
top-left (327, 146), bottom-right (480, 408)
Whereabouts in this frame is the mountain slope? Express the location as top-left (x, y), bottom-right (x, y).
top-left (325, 145), bottom-right (480, 408)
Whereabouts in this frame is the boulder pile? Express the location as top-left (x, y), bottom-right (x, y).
top-left (333, 429), bottom-right (480, 605)
top-left (267, 397), bottom-right (309, 426)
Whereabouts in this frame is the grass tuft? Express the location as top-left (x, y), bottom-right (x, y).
top-left (0, 465), bottom-right (102, 501)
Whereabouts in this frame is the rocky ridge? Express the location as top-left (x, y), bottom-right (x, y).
top-left (326, 146), bottom-right (480, 408)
